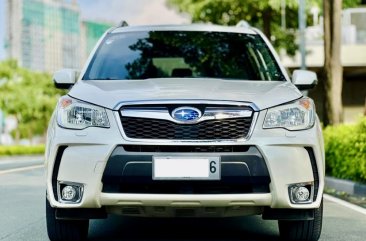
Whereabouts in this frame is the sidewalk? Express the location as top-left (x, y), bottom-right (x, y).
top-left (0, 155), bottom-right (44, 162)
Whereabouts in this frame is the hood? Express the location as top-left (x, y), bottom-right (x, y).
top-left (68, 78), bottom-right (302, 110)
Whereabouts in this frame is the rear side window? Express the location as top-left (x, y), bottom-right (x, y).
top-left (83, 30), bottom-right (285, 81)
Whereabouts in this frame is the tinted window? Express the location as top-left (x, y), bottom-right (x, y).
top-left (83, 31), bottom-right (285, 81)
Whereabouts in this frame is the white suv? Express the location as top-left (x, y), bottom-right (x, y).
top-left (46, 24), bottom-right (324, 241)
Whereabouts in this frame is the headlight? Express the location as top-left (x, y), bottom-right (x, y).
top-left (57, 96), bottom-right (110, 129)
top-left (263, 98), bottom-right (315, 131)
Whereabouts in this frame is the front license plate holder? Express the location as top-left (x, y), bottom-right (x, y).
top-left (153, 156), bottom-right (220, 180)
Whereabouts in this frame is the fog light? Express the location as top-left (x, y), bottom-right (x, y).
top-left (62, 186), bottom-right (77, 200)
top-left (293, 186), bottom-right (310, 201)
top-left (289, 183), bottom-right (313, 204)
top-left (58, 182), bottom-right (83, 203)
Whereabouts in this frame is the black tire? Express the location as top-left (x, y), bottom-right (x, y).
top-left (278, 200), bottom-right (323, 241)
top-left (46, 198), bottom-right (89, 241)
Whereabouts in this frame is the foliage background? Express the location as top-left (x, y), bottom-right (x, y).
top-left (168, 0), bottom-right (361, 55)
top-left (0, 60), bottom-right (64, 141)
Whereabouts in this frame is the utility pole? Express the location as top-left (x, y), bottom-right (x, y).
top-left (299, 0), bottom-right (306, 70)
top-left (281, 0), bottom-right (286, 30)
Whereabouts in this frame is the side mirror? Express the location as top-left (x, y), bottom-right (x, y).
top-left (292, 70), bottom-right (318, 90)
top-left (53, 69), bottom-right (79, 89)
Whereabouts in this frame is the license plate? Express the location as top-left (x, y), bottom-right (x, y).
top-left (153, 156), bottom-right (220, 180)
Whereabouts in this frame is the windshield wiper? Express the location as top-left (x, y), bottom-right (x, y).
top-left (86, 77), bottom-right (121, 80)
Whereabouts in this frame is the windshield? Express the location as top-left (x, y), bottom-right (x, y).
top-left (83, 30), bottom-right (285, 81)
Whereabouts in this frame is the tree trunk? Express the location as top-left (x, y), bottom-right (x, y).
top-left (263, 8), bottom-right (272, 39)
top-left (323, 0), bottom-right (343, 126)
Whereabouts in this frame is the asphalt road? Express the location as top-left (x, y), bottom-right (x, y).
top-left (1, 158), bottom-right (366, 241)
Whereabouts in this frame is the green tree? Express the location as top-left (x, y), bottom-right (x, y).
top-left (168, 0), bottom-right (360, 55)
top-left (322, 0), bottom-right (359, 126)
top-left (323, 0), bottom-right (343, 126)
top-left (169, 0), bottom-right (309, 55)
top-left (0, 60), bottom-right (64, 142)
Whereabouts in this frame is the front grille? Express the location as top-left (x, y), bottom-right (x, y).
top-left (121, 117), bottom-right (253, 140)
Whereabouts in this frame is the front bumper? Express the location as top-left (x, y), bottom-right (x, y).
top-left (45, 109), bottom-right (325, 212)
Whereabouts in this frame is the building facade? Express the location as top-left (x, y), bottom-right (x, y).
top-left (6, 0), bottom-right (111, 73)
top-left (80, 20), bottom-right (111, 64)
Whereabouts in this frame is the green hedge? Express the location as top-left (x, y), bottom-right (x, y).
top-left (324, 117), bottom-right (366, 183)
top-left (0, 145), bottom-right (45, 156)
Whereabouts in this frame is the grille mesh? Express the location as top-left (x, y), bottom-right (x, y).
top-left (121, 117), bottom-right (253, 140)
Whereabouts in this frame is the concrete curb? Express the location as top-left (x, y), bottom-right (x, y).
top-left (325, 176), bottom-right (366, 196)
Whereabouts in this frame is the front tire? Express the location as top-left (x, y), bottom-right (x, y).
top-left (46, 198), bottom-right (89, 241)
top-left (278, 200), bottom-right (323, 241)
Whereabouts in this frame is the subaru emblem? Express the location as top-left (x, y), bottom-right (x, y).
top-left (172, 107), bottom-right (202, 122)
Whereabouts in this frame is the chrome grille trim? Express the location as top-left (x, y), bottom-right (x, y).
top-left (121, 107), bottom-right (253, 124)
top-left (113, 99), bottom-right (259, 111)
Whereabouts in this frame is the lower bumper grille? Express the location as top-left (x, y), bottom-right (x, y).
top-left (105, 178), bottom-right (269, 194)
top-left (102, 146), bottom-right (270, 195)
top-left (122, 145), bottom-right (250, 153)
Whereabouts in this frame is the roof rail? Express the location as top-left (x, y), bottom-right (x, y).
top-left (118, 20), bottom-right (128, 27)
top-left (236, 20), bottom-right (250, 28)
